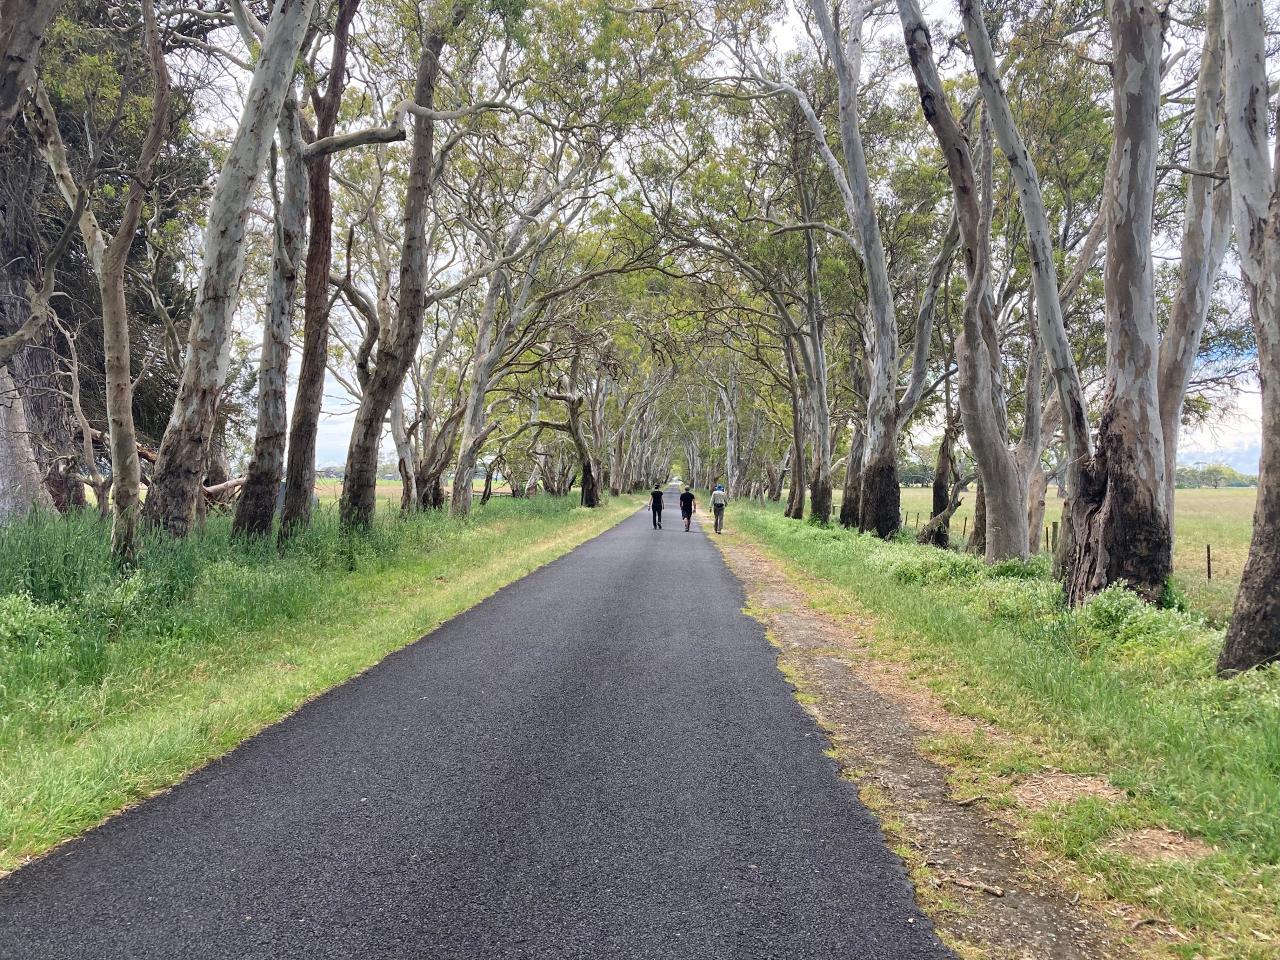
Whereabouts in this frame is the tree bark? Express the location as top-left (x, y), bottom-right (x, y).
top-left (281, 0), bottom-right (360, 538)
top-left (927, 423), bottom-right (957, 548)
top-left (899, 0), bottom-right (1029, 560)
top-left (1216, 0), bottom-right (1280, 673)
top-left (341, 3), bottom-right (463, 528)
top-left (798, 0), bottom-right (900, 537)
top-left (0, 0), bottom-right (63, 143)
top-left (839, 423), bottom-right (862, 527)
top-left (1157, 0), bottom-right (1231, 535)
top-left (0, 362), bottom-right (52, 517)
top-left (968, 482), bottom-right (986, 556)
top-left (145, 0), bottom-right (316, 536)
top-left (29, 0), bottom-right (168, 564)
top-left (234, 99), bottom-right (307, 538)
top-left (1066, 0), bottom-right (1171, 604)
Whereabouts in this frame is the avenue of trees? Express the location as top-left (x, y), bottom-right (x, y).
top-left (0, 0), bottom-right (1276, 671)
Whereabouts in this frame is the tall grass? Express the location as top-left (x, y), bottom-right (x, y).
top-left (733, 505), bottom-right (1280, 953)
top-left (0, 496), bottom-right (635, 870)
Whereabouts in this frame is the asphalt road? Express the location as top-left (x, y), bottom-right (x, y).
top-left (0, 502), bottom-right (952, 959)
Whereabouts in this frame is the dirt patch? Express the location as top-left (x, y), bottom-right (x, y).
top-left (1013, 772), bottom-right (1125, 811)
top-left (717, 533), bottom-right (1152, 960)
top-left (1104, 829), bottom-right (1215, 863)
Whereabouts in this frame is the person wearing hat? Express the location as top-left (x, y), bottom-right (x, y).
top-left (711, 484), bottom-right (727, 534)
top-left (649, 484), bottom-right (664, 529)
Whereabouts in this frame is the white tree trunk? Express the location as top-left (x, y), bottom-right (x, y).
top-left (1067, 0), bottom-right (1171, 604)
top-left (234, 94), bottom-right (307, 537)
top-left (1158, 0), bottom-right (1231, 532)
top-left (1217, 0), bottom-right (1280, 672)
top-left (899, 0), bottom-right (1028, 560)
top-left (146, 0), bottom-right (316, 536)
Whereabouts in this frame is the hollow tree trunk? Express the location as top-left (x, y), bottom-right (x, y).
top-left (234, 99), bottom-right (306, 538)
top-left (1066, 0), bottom-right (1170, 604)
top-left (926, 425), bottom-right (956, 548)
top-left (146, 0), bottom-right (315, 536)
top-left (281, 0), bottom-right (359, 538)
top-left (1215, 0), bottom-right (1280, 673)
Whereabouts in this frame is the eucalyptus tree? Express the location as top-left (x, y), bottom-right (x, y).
top-left (145, 0), bottom-right (318, 536)
top-left (953, 0), bottom-right (1236, 598)
top-left (27, 0), bottom-right (170, 564)
top-left (232, 87), bottom-right (307, 538)
top-left (281, 0), bottom-right (362, 536)
top-left (447, 141), bottom-right (610, 518)
top-left (1217, 0), bottom-right (1279, 673)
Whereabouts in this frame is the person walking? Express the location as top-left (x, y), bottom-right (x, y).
top-left (650, 485), bottom-right (664, 530)
top-left (679, 486), bottom-right (696, 532)
top-left (711, 484), bottom-right (727, 534)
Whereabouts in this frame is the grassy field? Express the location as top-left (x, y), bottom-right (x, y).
top-left (0, 494), bottom-right (636, 873)
top-left (312, 477), bottom-right (494, 508)
top-left (731, 505), bottom-right (1279, 958)
top-left (889, 487), bottom-right (1254, 624)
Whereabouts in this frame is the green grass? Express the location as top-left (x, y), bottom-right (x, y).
top-left (853, 486), bottom-right (1256, 624)
top-left (732, 505), bottom-right (1280, 958)
top-left (0, 494), bottom-right (636, 873)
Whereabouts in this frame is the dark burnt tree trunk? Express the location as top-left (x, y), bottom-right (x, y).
top-left (1064, 0), bottom-right (1171, 605)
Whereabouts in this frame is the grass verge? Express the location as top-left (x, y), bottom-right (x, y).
top-left (731, 504), bottom-right (1280, 960)
top-left (0, 495), bottom-right (636, 873)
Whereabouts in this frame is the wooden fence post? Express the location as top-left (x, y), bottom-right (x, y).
top-left (1206, 543), bottom-right (1212, 581)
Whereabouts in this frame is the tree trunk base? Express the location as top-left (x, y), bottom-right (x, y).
top-left (859, 456), bottom-right (900, 538)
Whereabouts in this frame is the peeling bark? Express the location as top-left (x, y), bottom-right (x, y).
top-left (1216, 0), bottom-right (1280, 673)
top-left (234, 98), bottom-right (307, 538)
top-left (146, 0), bottom-right (316, 536)
top-left (0, 0), bottom-right (63, 143)
top-left (1067, 0), bottom-right (1170, 605)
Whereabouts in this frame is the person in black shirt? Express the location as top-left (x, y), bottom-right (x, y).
top-left (679, 486), bottom-right (696, 531)
top-left (650, 486), bottom-right (664, 529)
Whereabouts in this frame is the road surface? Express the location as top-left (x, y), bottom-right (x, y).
top-left (0, 504), bottom-right (952, 959)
